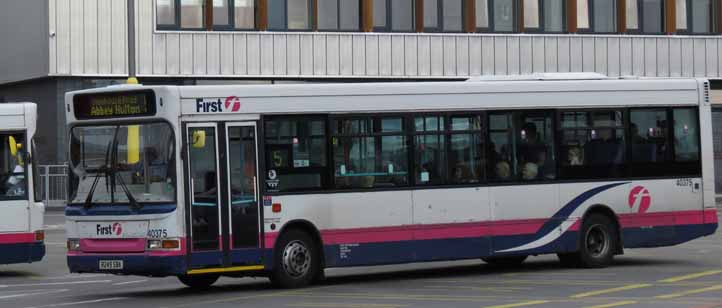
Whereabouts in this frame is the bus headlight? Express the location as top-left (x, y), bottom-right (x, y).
top-left (147, 239), bottom-right (180, 250)
top-left (67, 239), bottom-right (80, 251)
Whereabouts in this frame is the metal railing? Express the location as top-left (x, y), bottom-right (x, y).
top-left (37, 165), bottom-right (68, 208)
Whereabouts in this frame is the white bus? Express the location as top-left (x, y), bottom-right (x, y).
top-left (64, 76), bottom-right (717, 288)
top-left (0, 103), bottom-right (45, 265)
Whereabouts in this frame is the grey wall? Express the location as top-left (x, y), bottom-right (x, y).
top-left (0, 0), bottom-right (49, 84)
top-left (0, 78), bottom-right (58, 164)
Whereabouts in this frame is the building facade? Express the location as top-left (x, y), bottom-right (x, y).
top-left (2, 0), bottom-right (722, 189)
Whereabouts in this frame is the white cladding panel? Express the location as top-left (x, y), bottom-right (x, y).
top-left (47, 0), bottom-right (722, 80)
top-left (49, 0), bottom-right (128, 77)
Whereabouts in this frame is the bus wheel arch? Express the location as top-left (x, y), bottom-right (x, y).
top-left (270, 220), bottom-right (325, 288)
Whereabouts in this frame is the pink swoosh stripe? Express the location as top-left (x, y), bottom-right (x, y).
top-left (265, 209), bottom-right (716, 248)
top-left (0, 232), bottom-right (36, 244)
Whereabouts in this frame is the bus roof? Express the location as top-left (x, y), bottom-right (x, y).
top-left (64, 78), bottom-right (706, 121)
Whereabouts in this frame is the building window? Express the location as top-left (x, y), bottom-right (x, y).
top-left (627, 0), bottom-right (664, 33)
top-left (181, 0), bottom-right (206, 29)
top-left (235, 0), bottom-right (256, 29)
top-left (374, 0), bottom-right (415, 31)
top-left (155, 0), bottom-right (206, 30)
top-left (524, 0), bottom-right (565, 32)
top-left (424, 0), bottom-right (464, 32)
top-left (268, 0), bottom-right (312, 30)
top-left (157, 0), bottom-right (177, 27)
top-left (213, 0), bottom-right (232, 28)
top-left (156, 0), bottom-right (256, 30)
top-left (677, 0), bottom-right (717, 34)
top-left (318, 0), bottom-right (361, 31)
top-left (578, 0), bottom-right (616, 33)
top-left (477, 0), bottom-right (517, 32)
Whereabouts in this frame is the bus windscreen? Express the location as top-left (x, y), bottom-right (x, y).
top-left (73, 90), bottom-right (156, 119)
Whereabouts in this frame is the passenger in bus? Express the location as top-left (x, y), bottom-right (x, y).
top-left (521, 162), bottom-right (539, 180)
top-left (585, 128), bottom-right (624, 164)
top-left (518, 123), bottom-right (546, 165)
top-left (535, 149), bottom-right (555, 179)
top-left (451, 164), bottom-right (474, 183)
top-left (495, 161), bottom-right (511, 180)
top-left (567, 146), bottom-right (583, 166)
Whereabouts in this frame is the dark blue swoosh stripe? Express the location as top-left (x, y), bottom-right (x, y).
top-left (532, 182), bottom-right (629, 242)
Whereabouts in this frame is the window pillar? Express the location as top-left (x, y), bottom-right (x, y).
top-left (205, 0), bottom-right (213, 30)
top-left (415, 0), bottom-right (424, 32)
top-left (567, 0), bottom-right (577, 33)
top-left (312, 0), bottom-right (319, 30)
top-left (618, 0), bottom-right (627, 33)
top-left (665, 0), bottom-right (675, 34)
top-left (362, 0), bottom-right (373, 31)
top-left (717, 0), bottom-right (722, 33)
top-left (518, 0), bottom-right (525, 32)
top-left (464, 0), bottom-right (475, 33)
top-left (258, 0), bottom-right (268, 30)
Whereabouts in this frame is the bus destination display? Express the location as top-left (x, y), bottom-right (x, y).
top-left (74, 91), bottom-right (156, 119)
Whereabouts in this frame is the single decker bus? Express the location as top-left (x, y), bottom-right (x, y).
top-left (0, 102), bottom-right (45, 265)
top-left (64, 75), bottom-right (717, 288)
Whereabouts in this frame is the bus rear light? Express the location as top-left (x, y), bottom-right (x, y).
top-left (147, 239), bottom-right (180, 250)
top-left (67, 239), bottom-right (80, 251)
top-left (272, 203), bottom-right (282, 213)
top-left (34, 230), bottom-right (44, 242)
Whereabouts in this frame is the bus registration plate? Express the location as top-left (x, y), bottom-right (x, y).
top-left (99, 260), bottom-right (123, 270)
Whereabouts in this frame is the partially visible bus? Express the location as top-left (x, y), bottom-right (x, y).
top-left (64, 76), bottom-right (717, 288)
top-left (0, 103), bottom-right (45, 265)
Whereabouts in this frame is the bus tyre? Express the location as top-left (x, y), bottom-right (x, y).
top-left (574, 214), bottom-right (617, 268)
top-left (481, 256), bottom-right (528, 267)
top-left (270, 229), bottom-right (321, 289)
top-left (178, 274), bottom-right (219, 289)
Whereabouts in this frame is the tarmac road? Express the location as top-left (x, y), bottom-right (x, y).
top-left (0, 210), bottom-right (720, 308)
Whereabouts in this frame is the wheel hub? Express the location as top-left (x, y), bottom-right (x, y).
top-left (282, 240), bottom-right (311, 278)
top-left (586, 224), bottom-right (609, 258)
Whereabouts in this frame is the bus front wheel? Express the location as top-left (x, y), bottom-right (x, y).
top-left (559, 213), bottom-right (617, 268)
top-left (270, 229), bottom-right (321, 289)
top-left (178, 274), bottom-right (219, 289)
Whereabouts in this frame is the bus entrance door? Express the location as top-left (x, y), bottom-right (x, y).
top-left (184, 122), bottom-right (262, 273)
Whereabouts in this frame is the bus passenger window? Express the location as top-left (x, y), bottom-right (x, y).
top-left (630, 109), bottom-right (668, 163)
top-left (558, 110), bottom-right (625, 179)
top-left (449, 116), bottom-right (483, 184)
top-left (673, 108), bottom-right (699, 162)
top-left (488, 113), bottom-right (514, 181)
top-left (332, 117), bottom-right (408, 189)
top-left (516, 113), bottom-right (555, 181)
top-left (414, 116), bottom-right (445, 185)
top-left (488, 112), bottom-right (554, 181)
top-left (264, 118), bottom-right (327, 192)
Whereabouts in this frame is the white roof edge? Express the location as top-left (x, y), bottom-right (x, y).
top-left (466, 72), bottom-right (613, 82)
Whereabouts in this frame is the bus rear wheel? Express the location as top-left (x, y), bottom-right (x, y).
top-left (178, 274), bottom-right (219, 289)
top-left (482, 256), bottom-right (528, 267)
top-left (559, 213), bottom-right (617, 268)
top-left (270, 229), bottom-right (321, 289)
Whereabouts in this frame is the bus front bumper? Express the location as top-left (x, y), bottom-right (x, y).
top-left (67, 254), bottom-right (186, 277)
top-left (0, 242), bottom-right (44, 264)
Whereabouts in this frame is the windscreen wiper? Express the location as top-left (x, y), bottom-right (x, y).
top-left (84, 138), bottom-right (114, 209)
top-left (107, 127), bottom-right (141, 210)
